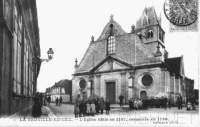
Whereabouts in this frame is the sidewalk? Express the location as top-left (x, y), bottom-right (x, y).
top-left (8, 105), bottom-right (56, 118)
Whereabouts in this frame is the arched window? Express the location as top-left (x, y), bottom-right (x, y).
top-left (147, 30), bottom-right (153, 38)
top-left (149, 30), bottom-right (153, 38)
top-left (107, 35), bottom-right (115, 55)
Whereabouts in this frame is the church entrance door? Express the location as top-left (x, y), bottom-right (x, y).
top-left (106, 82), bottom-right (116, 104)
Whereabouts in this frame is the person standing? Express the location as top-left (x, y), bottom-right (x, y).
top-left (91, 101), bottom-right (96, 116)
top-left (56, 97), bottom-right (59, 106)
top-left (179, 95), bottom-right (182, 109)
top-left (99, 97), bottom-right (104, 114)
top-left (119, 95), bottom-right (124, 107)
top-left (105, 99), bottom-right (110, 115)
top-left (95, 98), bottom-right (100, 114)
top-left (32, 93), bottom-right (42, 117)
top-left (59, 96), bottom-right (63, 106)
top-left (47, 96), bottom-right (51, 105)
top-left (177, 94), bottom-right (182, 110)
top-left (74, 94), bottom-right (81, 117)
top-left (86, 101), bottom-right (91, 115)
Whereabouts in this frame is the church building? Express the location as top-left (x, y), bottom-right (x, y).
top-left (72, 7), bottom-right (187, 104)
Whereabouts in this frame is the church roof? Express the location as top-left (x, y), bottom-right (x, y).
top-left (165, 56), bottom-right (183, 76)
top-left (97, 15), bottom-right (126, 41)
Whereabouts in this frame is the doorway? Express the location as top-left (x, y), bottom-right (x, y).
top-left (140, 91), bottom-right (147, 100)
top-left (106, 82), bottom-right (116, 104)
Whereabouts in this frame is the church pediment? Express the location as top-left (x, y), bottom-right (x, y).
top-left (90, 56), bottom-right (132, 73)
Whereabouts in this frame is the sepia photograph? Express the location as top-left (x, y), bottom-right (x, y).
top-left (0, 0), bottom-right (199, 127)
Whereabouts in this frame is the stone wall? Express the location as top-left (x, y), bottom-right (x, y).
top-left (0, 0), bottom-right (40, 115)
top-left (134, 67), bottom-right (162, 98)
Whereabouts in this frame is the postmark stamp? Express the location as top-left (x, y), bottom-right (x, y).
top-left (163, 0), bottom-right (199, 32)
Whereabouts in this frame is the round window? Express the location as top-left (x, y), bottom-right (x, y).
top-left (142, 74), bottom-right (153, 86)
top-left (79, 79), bottom-right (86, 89)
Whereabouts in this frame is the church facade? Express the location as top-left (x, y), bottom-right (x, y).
top-left (72, 7), bottom-right (186, 104)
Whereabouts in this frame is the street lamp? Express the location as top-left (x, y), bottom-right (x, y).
top-left (41, 48), bottom-right (54, 62)
top-left (32, 48), bottom-right (54, 80)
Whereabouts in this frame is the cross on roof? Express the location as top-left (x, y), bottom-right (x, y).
top-left (110, 14), bottom-right (114, 22)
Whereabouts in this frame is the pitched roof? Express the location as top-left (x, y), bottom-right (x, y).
top-left (90, 55), bottom-right (133, 72)
top-left (52, 79), bottom-right (72, 94)
top-left (74, 14), bottom-right (161, 74)
top-left (165, 57), bottom-right (183, 76)
top-left (97, 18), bottom-right (126, 41)
top-left (75, 33), bottom-right (159, 74)
top-left (53, 79), bottom-right (72, 88)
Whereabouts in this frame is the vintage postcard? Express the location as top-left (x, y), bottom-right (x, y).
top-left (0, 0), bottom-right (199, 127)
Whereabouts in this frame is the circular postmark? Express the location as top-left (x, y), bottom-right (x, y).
top-left (164, 0), bottom-right (198, 26)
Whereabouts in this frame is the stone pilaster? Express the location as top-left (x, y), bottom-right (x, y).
top-left (161, 68), bottom-right (166, 93)
top-left (165, 70), bottom-right (170, 94)
top-left (178, 78), bottom-right (181, 95)
top-left (87, 81), bottom-right (91, 98)
top-left (95, 75), bottom-right (101, 96)
top-left (170, 73), bottom-right (175, 104)
top-left (120, 72), bottom-right (127, 103)
top-left (175, 77), bottom-right (179, 95)
top-left (128, 78), bottom-right (133, 100)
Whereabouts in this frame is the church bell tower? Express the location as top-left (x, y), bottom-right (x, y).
top-left (135, 7), bottom-right (167, 61)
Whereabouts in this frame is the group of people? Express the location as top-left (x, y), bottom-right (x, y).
top-left (128, 94), bottom-right (196, 110)
top-left (186, 94), bottom-right (197, 110)
top-left (74, 95), bottom-right (111, 117)
top-left (129, 98), bottom-right (144, 110)
top-left (55, 96), bottom-right (63, 106)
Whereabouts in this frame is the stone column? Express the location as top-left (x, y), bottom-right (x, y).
top-left (120, 72), bottom-right (127, 103)
top-left (165, 70), bottom-right (170, 94)
top-left (170, 73), bottom-right (175, 104)
top-left (96, 75), bottom-right (101, 97)
top-left (128, 78), bottom-right (133, 100)
top-left (175, 77), bottom-right (179, 95)
top-left (178, 78), bottom-right (181, 95)
top-left (129, 71), bottom-right (136, 99)
top-left (180, 77), bottom-right (186, 103)
top-left (161, 68), bottom-right (166, 93)
top-left (87, 81), bottom-right (91, 98)
top-left (100, 76), bottom-right (104, 98)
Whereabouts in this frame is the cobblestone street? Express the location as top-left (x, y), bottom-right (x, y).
top-left (47, 103), bottom-right (199, 117)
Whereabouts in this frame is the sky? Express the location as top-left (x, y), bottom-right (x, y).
top-left (36, 0), bottom-right (200, 92)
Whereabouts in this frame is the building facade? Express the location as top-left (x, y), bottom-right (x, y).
top-left (0, 0), bottom-right (40, 115)
top-left (46, 79), bottom-right (72, 103)
top-left (72, 7), bottom-right (188, 104)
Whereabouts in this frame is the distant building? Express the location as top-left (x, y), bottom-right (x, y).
top-left (185, 77), bottom-right (194, 102)
top-left (72, 7), bottom-right (191, 104)
top-left (46, 79), bottom-right (72, 103)
top-left (0, 0), bottom-right (40, 115)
